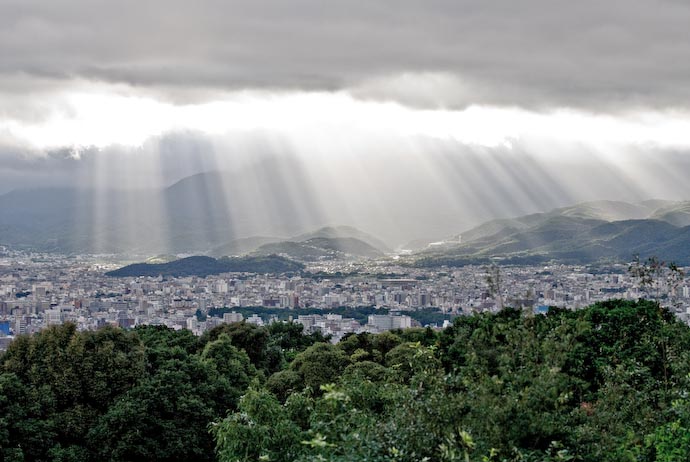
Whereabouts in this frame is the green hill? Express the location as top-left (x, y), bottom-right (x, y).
top-left (290, 225), bottom-right (390, 252)
top-left (460, 200), bottom-right (673, 245)
top-left (416, 215), bottom-right (690, 266)
top-left (252, 237), bottom-right (384, 261)
top-left (106, 255), bottom-right (304, 277)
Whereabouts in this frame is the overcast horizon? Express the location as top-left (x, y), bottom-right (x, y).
top-left (3, 0), bottom-right (690, 248)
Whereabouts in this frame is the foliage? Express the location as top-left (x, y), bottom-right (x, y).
top-left (214, 299), bottom-right (690, 462)
top-left (0, 325), bottom-right (146, 461)
top-left (0, 320), bottom-right (319, 461)
top-left (4, 300), bottom-right (690, 461)
top-left (289, 343), bottom-right (351, 393)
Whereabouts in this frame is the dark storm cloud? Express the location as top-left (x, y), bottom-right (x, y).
top-left (1, 0), bottom-right (690, 111)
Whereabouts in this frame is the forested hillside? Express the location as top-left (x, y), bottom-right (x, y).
top-left (106, 255), bottom-right (304, 278)
top-left (3, 300), bottom-right (690, 461)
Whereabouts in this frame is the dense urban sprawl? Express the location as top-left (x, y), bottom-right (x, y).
top-left (2, 248), bottom-right (689, 349)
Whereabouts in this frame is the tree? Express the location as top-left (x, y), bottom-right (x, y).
top-left (290, 343), bottom-right (350, 393)
top-left (0, 324), bottom-right (146, 461)
top-left (88, 355), bottom-right (226, 462)
top-left (212, 388), bottom-right (304, 462)
top-left (199, 322), bottom-right (270, 371)
top-left (266, 369), bottom-right (304, 402)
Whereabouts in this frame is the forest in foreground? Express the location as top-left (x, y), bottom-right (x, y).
top-left (3, 299), bottom-right (690, 461)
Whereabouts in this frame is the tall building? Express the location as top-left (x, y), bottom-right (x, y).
top-left (223, 311), bottom-right (243, 324)
top-left (44, 309), bottom-right (63, 326)
top-left (368, 314), bottom-right (413, 331)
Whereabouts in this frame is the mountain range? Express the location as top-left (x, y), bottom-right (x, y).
top-left (0, 167), bottom-right (422, 254)
top-left (4, 170), bottom-right (690, 267)
top-left (12, 156), bottom-right (667, 254)
top-left (209, 226), bottom-right (389, 260)
top-left (0, 170), bottom-right (331, 254)
top-left (414, 200), bottom-right (690, 266)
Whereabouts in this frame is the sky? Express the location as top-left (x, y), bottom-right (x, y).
top-left (2, 0), bottom-right (690, 245)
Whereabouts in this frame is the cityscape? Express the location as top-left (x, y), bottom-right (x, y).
top-left (4, 0), bottom-right (690, 460)
top-left (2, 247), bottom-right (687, 350)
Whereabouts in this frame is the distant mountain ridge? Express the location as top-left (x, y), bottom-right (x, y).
top-left (0, 166), bottom-right (332, 254)
top-left (400, 200), bottom-right (678, 252)
top-left (1, 175), bottom-right (690, 260)
top-left (288, 226), bottom-right (390, 252)
top-left (459, 200), bottom-right (679, 245)
top-left (210, 236), bottom-right (283, 257)
top-left (415, 202), bottom-right (690, 266)
top-left (0, 169), bottom-right (394, 254)
top-left (208, 226), bottom-right (390, 261)
top-left (251, 236), bottom-right (384, 261)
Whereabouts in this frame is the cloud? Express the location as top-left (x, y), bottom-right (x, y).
top-left (1, 0), bottom-right (690, 112)
top-left (5, 1), bottom-right (690, 247)
top-left (5, 85), bottom-right (690, 155)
